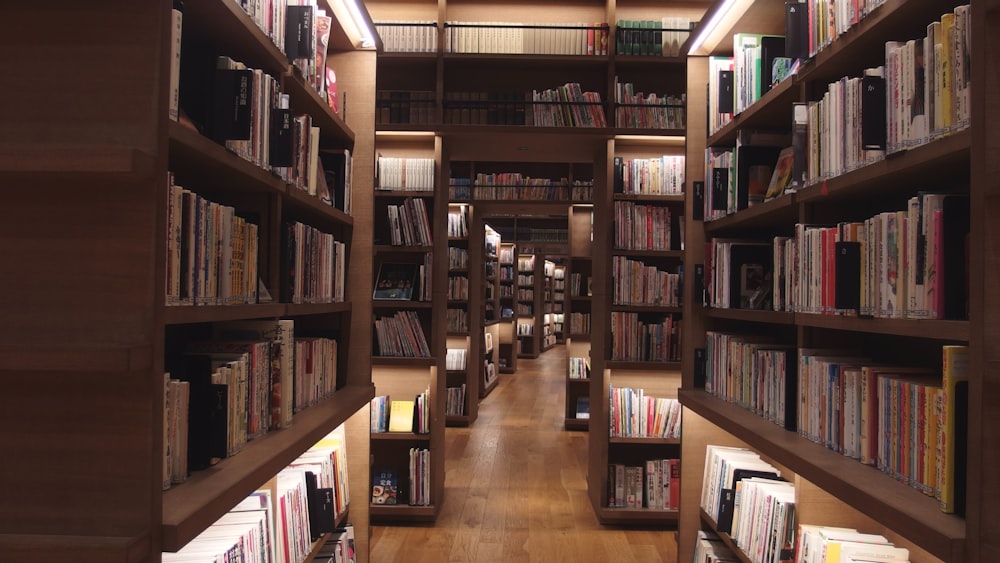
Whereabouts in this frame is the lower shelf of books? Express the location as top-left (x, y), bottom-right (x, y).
top-left (680, 389), bottom-right (965, 561)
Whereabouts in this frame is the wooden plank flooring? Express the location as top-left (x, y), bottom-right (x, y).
top-left (370, 345), bottom-right (679, 562)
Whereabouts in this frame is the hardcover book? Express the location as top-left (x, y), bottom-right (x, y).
top-left (372, 469), bottom-right (399, 505)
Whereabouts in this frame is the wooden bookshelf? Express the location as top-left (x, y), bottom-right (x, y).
top-left (0, 1), bottom-right (378, 561)
top-left (679, 0), bottom-right (994, 560)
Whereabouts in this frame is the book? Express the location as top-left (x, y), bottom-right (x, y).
top-left (764, 146), bottom-right (795, 200)
top-left (576, 396), bottom-right (591, 419)
top-left (372, 469), bottom-right (399, 505)
top-left (938, 345), bottom-right (969, 514)
top-left (388, 399), bottom-right (416, 432)
top-left (373, 263), bottom-right (419, 300)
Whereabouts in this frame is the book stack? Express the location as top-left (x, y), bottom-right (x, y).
top-left (611, 256), bottom-right (681, 306)
top-left (282, 221), bottom-right (347, 304)
top-left (445, 384), bottom-right (467, 417)
top-left (444, 21), bottom-right (609, 55)
top-left (770, 194), bottom-right (969, 320)
top-left (703, 331), bottom-right (795, 429)
top-left (608, 386), bottom-right (682, 438)
top-left (447, 275), bottom-right (469, 300)
top-left (615, 17), bottom-right (691, 56)
top-left (293, 336), bottom-right (338, 412)
top-left (385, 198), bottom-right (433, 246)
top-left (607, 459), bottom-right (680, 509)
top-left (376, 156), bottom-right (436, 191)
top-left (446, 348), bottom-right (468, 371)
top-left (446, 308), bottom-right (469, 333)
top-left (375, 90), bottom-right (436, 125)
top-left (531, 83), bottom-right (607, 128)
top-left (448, 206), bottom-right (470, 237)
top-left (797, 526), bottom-right (909, 562)
top-left (569, 312), bottom-right (591, 334)
top-left (374, 21), bottom-right (438, 52)
top-left (613, 203), bottom-right (674, 252)
top-left (447, 246), bottom-right (469, 269)
top-left (612, 155), bottom-right (685, 195)
top-left (409, 447), bottom-right (431, 506)
top-left (569, 357), bottom-right (590, 379)
top-left (610, 311), bottom-right (681, 362)
top-left (374, 311), bottom-right (432, 357)
top-left (614, 83), bottom-right (686, 130)
top-left (166, 180), bottom-right (260, 307)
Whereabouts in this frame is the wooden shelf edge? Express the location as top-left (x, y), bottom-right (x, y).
top-left (564, 418), bottom-right (590, 431)
top-left (371, 432), bottom-right (432, 441)
top-left (607, 360), bottom-right (682, 370)
top-left (0, 533), bottom-right (151, 563)
top-left (597, 507), bottom-right (679, 525)
top-left (161, 384), bottom-right (374, 551)
top-left (371, 356), bottom-right (436, 366)
top-left (163, 303), bottom-right (289, 325)
top-left (704, 308), bottom-right (795, 325)
top-left (369, 504), bottom-right (438, 522)
top-left (609, 437), bottom-right (681, 445)
top-left (0, 145), bottom-right (156, 180)
top-left (283, 187), bottom-right (354, 228)
top-left (794, 313), bottom-right (970, 341)
top-left (699, 510), bottom-right (755, 563)
top-left (445, 415), bottom-right (471, 427)
top-left (678, 389), bottom-right (966, 560)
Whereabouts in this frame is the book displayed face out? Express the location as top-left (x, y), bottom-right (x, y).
top-left (373, 263), bottom-right (418, 300)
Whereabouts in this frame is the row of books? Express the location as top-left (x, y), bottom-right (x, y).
top-left (163, 320), bottom-right (335, 482)
top-left (700, 445), bottom-right (794, 563)
top-left (569, 312), bottom-right (591, 335)
top-left (615, 18), bottom-right (691, 57)
top-left (446, 308), bottom-right (469, 333)
top-left (608, 459), bottom-right (680, 510)
top-left (373, 260), bottom-right (431, 302)
top-left (235, 0), bottom-right (339, 104)
top-left (373, 310), bottom-right (432, 357)
top-left (701, 335), bottom-right (969, 513)
top-left (384, 198), bottom-right (433, 246)
top-left (447, 206), bottom-right (469, 237)
top-left (166, 181), bottom-right (259, 306)
top-left (533, 83), bottom-right (607, 127)
top-left (446, 347), bottom-right (468, 371)
top-left (499, 265), bottom-right (515, 281)
top-left (612, 89), bottom-right (685, 131)
top-left (568, 356), bottom-right (591, 380)
top-left (769, 194), bottom-right (969, 320)
top-left (613, 155), bottom-right (685, 195)
top-left (470, 174), bottom-right (593, 202)
top-left (609, 386), bottom-right (682, 439)
top-left (447, 246), bottom-right (469, 269)
top-left (163, 427), bottom-right (354, 563)
top-left (517, 255), bottom-right (536, 271)
top-left (448, 275), bottom-right (469, 300)
top-left (449, 177), bottom-right (472, 200)
top-left (409, 448), bottom-right (432, 506)
top-left (498, 244), bottom-right (516, 264)
top-left (570, 273), bottom-right (592, 298)
top-left (445, 384), bottom-right (467, 417)
top-left (375, 21), bottom-right (437, 53)
top-left (610, 311), bottom-right (682, 362)
top-left (612, 256), bottom-right (682, 307)
top-left (516, 321), bottom-right (534, 336)
top-left (443, 21), bottom-right (610, 56)
top-left (375, 90), bottom-right (436, 126)
top-left (514, 227), bottom-right (569, 243)
top-left (376, 156), bottom-right (435, 191)
top-left (370, 389), bottom-right (431, 434)
top-left (283, 221), bottom-right (347, 304)
top-left (517, 303), bottom-right (533, 316)
top-left (613, 202), bottom-right (675, 252)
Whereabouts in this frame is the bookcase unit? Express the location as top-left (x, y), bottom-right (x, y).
top-left (677, 0), bottom-right (996, 561)
top-left (481, 223), bottom-right (503, 398)
top-left (497, 240), bottom-right (520, 373)
top-left (553, 264), bottom-right (567, 344)
top-left (0, 1), bottom-right (379, 561)
top-left (445, 201), bottom-right (475, 426)
top-left (366, 0), bottom-right (710, 530)
top-left (370, 133), bottom-right (446, 523)
top-left (516, 252), bottom-right (541, 358)
top-left (565, 204), bottom-right (595, 430)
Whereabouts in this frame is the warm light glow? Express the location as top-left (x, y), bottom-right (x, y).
top-left (615, 134), bottom-right (686, 145)
top-left (329, 0), bottom-right (377, 49)
top-left (375, 130), bottom-right (437, 140)
top-left (687, 0), bottom-right (741, 55)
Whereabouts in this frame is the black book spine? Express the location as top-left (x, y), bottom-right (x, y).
top-left (785, 2), bottom-right (808, 61)
top-left (717, 70), bottom-right (734, 114)
top-left (270, 108), bottom-right (294, 167)
top-left (285, 5), bottom-right (315, 61)
top-left (711, 167), bottom-right (728, 211)
top-left (861, 75), bottom-right (887, 150)
top-left (692, 181), bottom-right (705, 220)
top-left (834, 241), bottom-right (861, 312)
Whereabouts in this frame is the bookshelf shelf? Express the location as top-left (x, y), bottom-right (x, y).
top-left (161, 384), bottom-right (375, 551)
top-left (163, 303), bottom-right (289, 325)
top-left (445, 414), bottom-right (471, 426)
top-left (372, 300), bottom-right (434, 310)
top-left (606, 360), bottom-right (681, 371)
top-left (168, 122), bottom-right (287, 194)
top-left (679, 389), bottom-right (966, 561)
top-left (612, 193), bottom-right (685, 203)
top-left (611, 249), bottom-right (683, 259)
top-left (371, 432), bottom-right (433, 442)
top-left (698, 510), bottom-right (755, 563)
top-left (372, 356), bottom-right (436, 366)
top-left (374, 190), bottom-right (435, 198)
top-left (610, 305), bottom-right (683, 314)
top-left (794, 313), bottom-right (970, 341)
top-left (564, 418), bottom-right (589, 430)
top-left (441, 52), bottom-right (611, 66)
top-left (373, 244), bottom-right (435, 254)
top-left (596, 507), bottom-right (679, 525)
top-left (609, 437), bottom-right (681, 445)
top-left (281, 69), bottom-right (355, 144)
top-left (702, 193), bottom-right (798, 235)
top-left (705, 77), bottom-right (799, 147)
top-left (283, 187), bottom-right (355, 228)
top-left (0, 145), bottom-right (156, 181)
top-left (182, 0), bottom-right (289, 76)
top-left (369, 504), bottom-right (438, 521)
top-left (703, 308), bottom-right (795, 325)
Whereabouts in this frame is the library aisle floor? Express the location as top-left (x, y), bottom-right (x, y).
top-left (370, 345), bottom-right (679, 562)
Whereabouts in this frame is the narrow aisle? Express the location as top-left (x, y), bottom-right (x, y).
top-left (370, 344), bottom-right (678, 563)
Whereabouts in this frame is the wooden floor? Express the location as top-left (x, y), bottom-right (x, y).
top-left (370, 344), bottom-right (679, 562)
